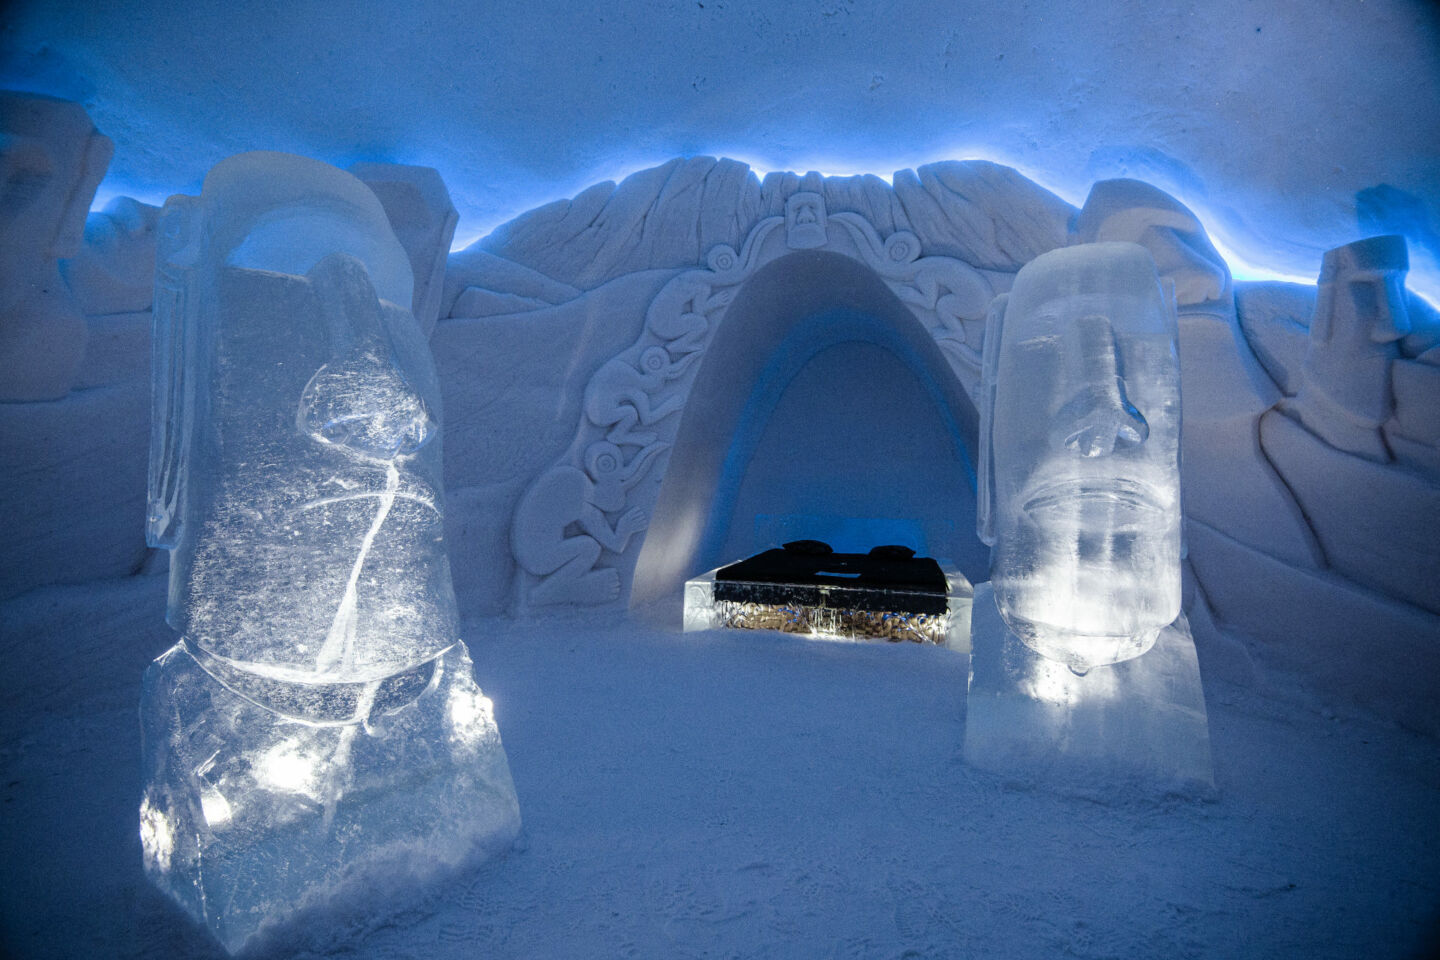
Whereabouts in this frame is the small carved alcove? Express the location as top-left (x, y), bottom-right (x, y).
top-left (630, 249), bottom-right (988, 612)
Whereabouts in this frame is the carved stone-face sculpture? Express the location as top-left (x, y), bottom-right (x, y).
top-left (149, 152), bottom-right (447, 681)
top-left (0, 91), bottom-right (112, 400)
top-left (140, 152), bottom-right (519, 953)
top-left (1290, 234), bottom-right (1411, 460)
top-left (979, 242), bottom-right (1182, 673)
top-left (785, 191), bottom-right (827, 249)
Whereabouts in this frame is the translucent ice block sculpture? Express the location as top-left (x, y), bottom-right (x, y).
top-left (978, 242), bottom-right (1182, 673)
top-left (964, 582), bottom-right (1213, 796)
top-left (139, 152), bottom-right (519, 954)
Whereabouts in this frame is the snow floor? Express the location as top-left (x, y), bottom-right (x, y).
top-left (2, 572), bottom-right (1438, 959)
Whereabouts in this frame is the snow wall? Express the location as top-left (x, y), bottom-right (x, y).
top-left (2, 0), bottom-right (1438, 300)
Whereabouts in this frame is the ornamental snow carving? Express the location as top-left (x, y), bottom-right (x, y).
top-left (509, 198), bottom-right (994, 607)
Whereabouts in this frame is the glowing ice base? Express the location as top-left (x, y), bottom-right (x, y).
top-left (139, 640), bottom-right (521, 954)
top-left (963, 582), bottom-right (1213, 797)
top-left (683, 563), bottom-right (974, 651)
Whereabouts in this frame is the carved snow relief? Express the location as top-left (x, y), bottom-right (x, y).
top-left (510, 201), bottom-right (994, 607)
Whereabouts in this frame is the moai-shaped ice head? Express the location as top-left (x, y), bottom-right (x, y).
top-left (147, 151), bottom-right (459, 682)
top-left (1292, 235), bottom-right (1410, 459)
top-left (979, 242), bottom-right (1183, 673)
top-left (0, 91), bottom-right (113, 399)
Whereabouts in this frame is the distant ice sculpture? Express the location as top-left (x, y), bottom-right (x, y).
top-left (139, 152), bottom-right (519, 954)
top-left (979, 242), bottom-right (1182, 673)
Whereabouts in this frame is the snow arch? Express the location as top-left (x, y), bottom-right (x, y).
top-left (507, 189), bottom-right (999, 610)
top-left (630, 249), bottom-right (988, 612)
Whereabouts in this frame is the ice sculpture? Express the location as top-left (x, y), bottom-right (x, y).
top-left (964, 581), bottom-right (1213, 796)
top-left (139, 152), bottom-right (519, 954)
top-left (979, 242), bottom-right (1182, 673)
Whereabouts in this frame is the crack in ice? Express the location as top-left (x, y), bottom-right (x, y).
top-left (315, 462), bottom-right (400, 675)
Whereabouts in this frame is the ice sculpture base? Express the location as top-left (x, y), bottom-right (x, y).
top-left (683, 563), bottom-right (974, 650)
top-left (139, 640), bottom-right (521, 955)
top-left (963, 582), bottom-right (1214, 797)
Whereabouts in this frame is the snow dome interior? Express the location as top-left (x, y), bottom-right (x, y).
top-left (2, 1), bottom-right (1439, 958)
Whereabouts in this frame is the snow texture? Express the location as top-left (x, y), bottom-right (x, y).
top-left (3, 110), bottom-right (1436, 731)
top-left (60, 195), bottom-right (160, 317)
top-left (2, 573), bottom-right (1438, 958)
top-left (4, 0), bottom-right (1439, 301)
top-left (0, 91), bottom-right (111, 400)
top-left (429, 157), bottom-right (1440, 739)
top-left (348, 163), bottom-right (458, 339)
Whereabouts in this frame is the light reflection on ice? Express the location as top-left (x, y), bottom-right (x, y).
top-left (139, 153), bottom-right (521, 954)
top-left (139, 795), bottom-right (174, 874)
top-left (200, 788), bottom-right (234, 827)
top-left (447, 688), bottom-right (495, 747)
top-left (255, 740), bottom-right (325, 801)
top-left (980, 243), bottom-right (1182, 673)
top-left (1022, 652), bottom-right (1119, 706)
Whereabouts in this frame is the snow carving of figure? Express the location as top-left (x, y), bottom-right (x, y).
top-left (511, 439), bottom-right (666, 605)
top-left (644, 272), bottom-right (718, 356)
top-left (1284, 235), bottom-right (1412, 460)
top-left (979, 242), bottom-right (1183, 674)
top-left (786, 191), bottom-right (827, 249)
top-left (583, 345), bottom-right (700, 447)
top-left (139, 152), bottom-right (519, 955)
top-left (0, 92), bottom-right (112, 400)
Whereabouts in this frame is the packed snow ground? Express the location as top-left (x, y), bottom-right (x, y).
top-left (1, 571), bottom-right (1437, 959)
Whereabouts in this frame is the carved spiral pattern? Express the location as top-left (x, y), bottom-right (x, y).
top-left (707, 245), bottom-right (738, 272)
top-left (513, 205), bottom-right (994, 607)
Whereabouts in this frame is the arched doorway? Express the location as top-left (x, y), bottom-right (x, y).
top-left (631, 250), bottom-right (987, 612)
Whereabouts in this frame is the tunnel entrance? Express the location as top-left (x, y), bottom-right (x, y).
top-left (631, 250), bottom-right (988, 611)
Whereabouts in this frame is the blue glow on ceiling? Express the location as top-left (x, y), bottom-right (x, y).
top-left (97, 147), bottom-right (1440, 315)
top-left (441, 148), bottom-right (1440, 313)
top-left (30, 0), bottom-right (1434, 308)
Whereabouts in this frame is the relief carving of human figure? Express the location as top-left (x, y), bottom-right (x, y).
top-left (511, 440), bottom-right (666, 604)
top-left (583, 345), bottom-right (699, 447)
top-left (1284, 235), bottom-right (1412, 460)
top-left (0, 92), bottom-right (112, 400)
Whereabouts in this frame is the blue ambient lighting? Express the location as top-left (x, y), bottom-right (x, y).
top-left (90, 150), bottom-right (1440, 314)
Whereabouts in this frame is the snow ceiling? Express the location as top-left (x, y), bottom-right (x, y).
top-left (3, 0), bottom-right (1439, 301)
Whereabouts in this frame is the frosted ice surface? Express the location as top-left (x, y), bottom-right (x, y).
top-left (140, 152), bottom-right (518, 953)
top-left (140, 642), bottom-right (520, 954)
top-left (964, 582), bottom-right (1213, 796)
top-left (979, 242), bottom-right (1182, 673)
top-left (148, 151), bottom-right (440, 679)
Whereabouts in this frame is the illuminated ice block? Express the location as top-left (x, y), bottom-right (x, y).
top-left (683, 545), bottom-right (973, 650)
top-left (978, 242), bottom-right (1183, 673)
top-left (963, 582), bottom-right (1213, 796)
top-left (139, 152), bottom-right (519, 954)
